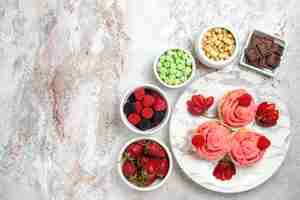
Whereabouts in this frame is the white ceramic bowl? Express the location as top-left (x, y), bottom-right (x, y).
top-left (118, 137), bottom-right (173, 191)
top-left (195, 26), bottom-right (239, 69)
top-left (153, 48), bottom-right (196, 89)
top-left (120, 84), bottom-right (171, 135)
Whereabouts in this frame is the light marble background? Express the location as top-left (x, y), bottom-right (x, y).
top-left (0, 0), bottom-right (300, 200)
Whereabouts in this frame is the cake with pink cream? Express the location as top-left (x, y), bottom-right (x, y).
top-left (191, 121), bottom-right (231, 161)
top-left (230, 130), bottom-right (271, 167)
top-left (218, 89), bottom-right (257, 128)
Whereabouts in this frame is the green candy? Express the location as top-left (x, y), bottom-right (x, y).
top-left (157, 48), bottom-right (194, 86)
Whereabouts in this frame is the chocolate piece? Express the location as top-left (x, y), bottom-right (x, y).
top-left (245, 48), bottom-right (260, 63)
top-left (249, 34), bottom-right (263, 47)
top-left (266, 54), bottom-right (281, 69)
top-left (245, 32), bottom-right (283, 71)
top-left (256, 43), bottom-right (272, 57)
top-left (261, 36), bottom-right (273, 49)
top-left (271, 43), bottom-right (284, 56)
top-left (252, 60), bottom-right (263, 69)
top-left (259, 57), bottom-right (269, 69)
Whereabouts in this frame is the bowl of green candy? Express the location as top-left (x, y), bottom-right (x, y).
top-left (153, 48), bottom-right (196, 89)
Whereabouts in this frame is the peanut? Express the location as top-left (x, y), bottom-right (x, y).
top-left (202, 27), bottom-right (236, 61)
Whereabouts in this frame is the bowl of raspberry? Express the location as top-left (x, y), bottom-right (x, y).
top-left (118, 137), bottom-right (173, 191)
top-left (120, 84), bottom-right (170, 135)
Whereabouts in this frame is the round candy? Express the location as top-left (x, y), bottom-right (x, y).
top-left (157, 49), bottom-right (193, 86)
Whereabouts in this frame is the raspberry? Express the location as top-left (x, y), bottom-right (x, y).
top-left (238, 93), bottom-right (253, 107)
top-left (134, 87), bottom-right (145, 101)
top-left (257, 136), bottom-right (271, 150)
top-left (127, 113), bottom-right (141, 125)
top-left (153, 98), bottom-right (167, 111)
top-left (135, 101), bottom-right (143, 114)
top-left (142, 107), bottom-right (154, 119)
top-left (143, 95), bottom-right (155, 107)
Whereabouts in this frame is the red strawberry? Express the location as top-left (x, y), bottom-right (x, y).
top-left (153, 98), bottom-right (167, 111)
top-left (134, 101), bottom-right (143, 114)
top-left (136, 139), bottom-right (147, 146)
top-left (127, 113), bottom-right (141, 125)
top-left (191, 134), bottom-right (205, 148)
top-left (256, 102), bottom-right (275, 116)
top-left (145, 142), bottom-right (166, 158)
top-left (213, 158), bottom-right (236, 181)
top-left (192, 95), bottom-right (206, 107)
top-left (126, 142), bottom-right (144, 159)
top-left (143, 173), bottom-right (157, 186)
top-left (187, 100), bottom-right (205, 115)
top-left (257, 136), bottom-right (271, 151)
top-left (186, 94), bottom-right (214, 116)
top-left (157, 158), bottom-right (169, 178)
top-left (238, 93), bottom-right (253, 107)
top-left (143, 159), bottom-right (160, 174)
top-left (143, 95), bottom-right (155, 107)
top-left (122, 161), bottom-right (137, 178)
top-left (256, 102), bottom-right (279, 127)
top-left (205, 96), bottom-right (214, 108)
top-left (141, 107), bottom-right (154, 119)
top-left (134, 87), bottom-right (145, 101)
top-left (138, 156), bottom-right (150, 167)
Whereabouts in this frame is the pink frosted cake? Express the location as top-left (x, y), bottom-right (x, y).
top-left (191, 121), bottom-right (231, 161)
top-left (218, 89), bottom-right (257, 128)
top-left (230, 130), bottom-right (271, 167)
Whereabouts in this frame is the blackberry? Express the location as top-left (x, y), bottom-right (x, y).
top-left (138, 119), bottom-right (152, 130)
top-left (124, 102), bottom-right (135, 115)
top-left (128, 94), bottom-right (136, 103)
top-left (144, 88), bottom-right (152, 95)
top-left (153, 111), bottom-right (165, 124)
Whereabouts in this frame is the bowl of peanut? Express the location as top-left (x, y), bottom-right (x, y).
top-left (195, 26), bottom-right (238, 69)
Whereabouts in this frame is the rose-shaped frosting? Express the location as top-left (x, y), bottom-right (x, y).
top-left (191, 121), bottom-right (231, 160)
top-left (219, 89), bottom-right (256, 128)
top-left (230, 131), bottom-right (269, 167)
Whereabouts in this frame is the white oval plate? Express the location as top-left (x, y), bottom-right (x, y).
top-left (169, 71), bottom-right (291, 193)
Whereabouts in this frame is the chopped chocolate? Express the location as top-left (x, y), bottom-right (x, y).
top-left (271, 43), bottom-right (284, 56)
top-left (261, 36), bottom-right (273, 49)
top-left (259, 57), bottom-right (269, 69)
top-left (250, 35), bottom-right (263, 47)
top-left (244, 32), bottom-right (284, 71)
top-left (266, 54), bottom-right (281, 69)
top-left (252, 60), bottom-right (263, 69)
top-left (245, 48), bottom-right (260, 63)
top-left (256, 43), bottom-right (271, 57)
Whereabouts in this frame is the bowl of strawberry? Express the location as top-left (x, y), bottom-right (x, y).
top-left (120, 84), bottom-right (170, 135)
top-left (118, 137), bottom-right (173, 191)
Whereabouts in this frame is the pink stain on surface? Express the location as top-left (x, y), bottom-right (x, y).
top-left (50, 71), bottom-right (65, 142)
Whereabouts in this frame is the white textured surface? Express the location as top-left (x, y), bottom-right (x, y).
top-left (0, 0), bottom-right (300, 199)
